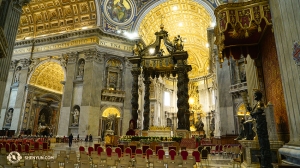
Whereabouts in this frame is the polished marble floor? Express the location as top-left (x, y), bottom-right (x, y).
top-left (50, 141), bottom-right (235, 168)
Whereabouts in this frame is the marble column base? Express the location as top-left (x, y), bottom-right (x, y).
top-left (175, 129), bottom-right (190, 138)
top-left (239, 140), bottom-right (284, 168)
top-left (278, 145), bottom-right (300, 166)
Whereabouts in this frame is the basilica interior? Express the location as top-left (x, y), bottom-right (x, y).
top-left (0, 0), bottom-right (300, 167)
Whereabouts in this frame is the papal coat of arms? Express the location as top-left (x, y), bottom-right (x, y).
top-left (293, 41), bottom-right (300, 64)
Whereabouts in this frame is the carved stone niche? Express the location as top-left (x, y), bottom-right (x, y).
top-left (105, 58), bottom-right (123, 91)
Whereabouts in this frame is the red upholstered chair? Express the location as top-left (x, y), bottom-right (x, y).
top-left (105, 144), bottom-right (112, 148)
top-left (17, 144), bottom-right (24, 153)
top-left (181, 150), bottom-right (188, 160)
top-left (210, 145), bottom-right (218, 154)
top-left (169, 149), bottom-right (177, 160)
top-left (106, 146), bottom-right (113, 157)
top-left (34, 142), bottom-right (40, 151)
top-left (11, 143), bottom-right (17, 151)
top-left (168, 146), bottom-right (177, 153)
top-left (97, 146), bottom-right (104, 155)
top-left (135, 148), bottom-right (143, 155)
top-left (88, 146), bottom-right (94, 155)
top-left (142, 145), bottom-right (149, 155)
top-left (129, 145), bottom-right (137, 156)
top-left (219, 144), bottom-right (223, 154)
top-left (79, 146), bottom-right (85, 152)
top-left (125, 147), bottom-right (132, 158)
top-left (114, 147), bottom-right (122, 158)
top-left (117, 144), bottom-right (124, 153)
top-left (192, 150), bottom-right (201, 167)
top-left (5, 143), bottom-right (10, 153)
top-left (157, 149), bottom-right (165, 160)
top-left (146, 148), bottom-right (153, 160)
top-left (94, 144), bottom-right (100, 151)
top-left (25, 144), bottom-right (34, 154)
top-left (155, 145), bottom-right (163, 154)
top-left (42, 142), bottom-right (50, 151)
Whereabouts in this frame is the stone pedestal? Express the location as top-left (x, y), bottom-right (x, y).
top-left (104, 130), bottom-right (114, 137)
top-left (279, 145), bottom-right (300, 165)
top-left (175, 129), bottom-right (190, 138)
top-left (239, 140), bottom-right (284, 168)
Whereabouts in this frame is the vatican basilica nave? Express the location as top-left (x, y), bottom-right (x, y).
top-left (0, 0), bottom-right (300, 166)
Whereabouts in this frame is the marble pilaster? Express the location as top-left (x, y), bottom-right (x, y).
top-left (269, 0), bottom-right (300, 165)
top-left (0, 0), bottom-right (26, 112)
top-left (57, 52), bottom-right (77, 136)
top-left (122, 61), bottom-right (133, 134)
top-left (216, 61), bottom-right (235, 136)
top-left (57, 106), bottom-right (71, 137)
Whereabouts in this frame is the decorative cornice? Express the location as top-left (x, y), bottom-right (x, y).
top-left (14, 28), bottom-right (134, 48)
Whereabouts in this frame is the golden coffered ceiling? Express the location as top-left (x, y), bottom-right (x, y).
top-left (139, 0), bottom-right (212, 78)
top-left (29, 62), bottom-right (64, 93)
top-left (17, 0), bottom-right (97, 40)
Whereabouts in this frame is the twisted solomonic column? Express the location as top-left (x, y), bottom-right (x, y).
top-left (143, 72), bottom-right (151, 130)
top-left (131, 68), bottom-right (140, 129)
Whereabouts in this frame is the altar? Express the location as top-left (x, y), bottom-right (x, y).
top-left (146, 126), bottom-right (172, 137)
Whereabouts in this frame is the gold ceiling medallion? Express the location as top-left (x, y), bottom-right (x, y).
top-left (103, 0), bottom-right (135, 26)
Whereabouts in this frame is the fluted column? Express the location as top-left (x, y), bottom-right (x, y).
top-left (130, 67), bottom-right (140, 129)
top-left (143, 71), bottom-right (151, 131)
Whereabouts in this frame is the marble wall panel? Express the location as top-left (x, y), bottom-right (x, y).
top-left (57, 106), bottom-right (71, 137)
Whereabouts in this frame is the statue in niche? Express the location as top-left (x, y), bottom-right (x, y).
top-left (71, 108), bottom-right (80, 126)
top-left (28, 58), bottom-right (38, 72)
top-left (39, 113), bottom-right (46, 125)
top-left (195, 116), bottom-right (204, 132)
top-left (106, 114), bottom-right (117, 130)
top-left (5, 108), bottom-right (13, 126)
top-left (13, 67), bottom-right (21, 83)
top-left (78, 61), bottom-right (85, 76)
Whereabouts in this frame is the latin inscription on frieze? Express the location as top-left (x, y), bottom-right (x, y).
top-left (14, 37), bottom-right (133, 54)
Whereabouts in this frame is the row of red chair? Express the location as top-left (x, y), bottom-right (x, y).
top-left (0, 142), bottom-right (50, 153)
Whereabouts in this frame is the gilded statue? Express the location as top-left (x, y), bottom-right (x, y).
top-left (133, 41), bottom-right (143, 56)
top-left (173, 35), bottom-right (184, 51)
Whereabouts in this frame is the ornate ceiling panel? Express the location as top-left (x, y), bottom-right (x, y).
top-left (29, 62), bottom-right (64, 93)
top-left (139, 0), bottom-right (212, 78)
top-left (17, 0), bottom-right (97, 40)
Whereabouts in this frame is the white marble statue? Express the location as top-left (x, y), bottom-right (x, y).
top-left (78, 62), bottom-right (85, 76)
top-left (13, 67), bottom-right (21, 83)
top-left (71, 108), bottom-right (80, 125)
top-left (5, 109), bottom-right (13, 125)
